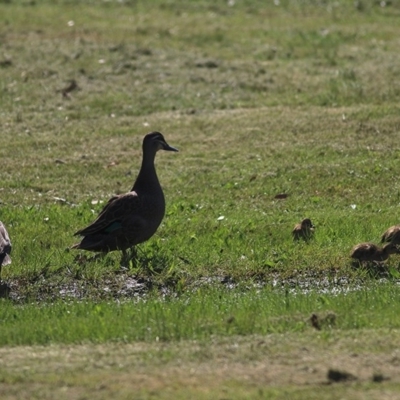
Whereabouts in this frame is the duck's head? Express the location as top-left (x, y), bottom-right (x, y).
top-left (301, 218), bottom-right (314, 229)
top-left (143, 132), bottom-right (179, 153)
top-left (384, 242), bottom-right (400, 255)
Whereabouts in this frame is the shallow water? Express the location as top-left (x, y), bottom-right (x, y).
top-left (5, 270), bottom-right (395, 303)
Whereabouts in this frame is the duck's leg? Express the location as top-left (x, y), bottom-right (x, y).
top-left (120, 247), bottom-right (138, 269)
top-left (129, 246), bottom-right (138, 263)
top-left (120, 249), bottom-right (129, 268)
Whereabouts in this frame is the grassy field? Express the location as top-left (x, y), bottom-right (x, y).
top-left (1, 0), bottom-right (400, 398)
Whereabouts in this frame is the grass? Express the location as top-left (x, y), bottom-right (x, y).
top-left (1, 328), bottom-right (400, 399)
top-left (4, 106), bottom-right (400, 297)
top-left (1, 282), bottom-right (400, 345)
top-left (2, 0), bottom-right (400, 397)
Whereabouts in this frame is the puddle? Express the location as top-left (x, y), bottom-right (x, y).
top-left (4, 270), bottom-right (397, 304)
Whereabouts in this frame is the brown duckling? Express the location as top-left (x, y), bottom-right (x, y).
top-left (292, 218), bottom-right (315, 241)
top-left (381, 224), bottom-right (400, 245)
top-left (350, 242), bottom-right (399, 264)
top-left (72, 132), bottom-right (178, 262)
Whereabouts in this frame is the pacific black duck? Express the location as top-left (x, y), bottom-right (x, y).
top-left (72, 132), bottom-right (178, 261)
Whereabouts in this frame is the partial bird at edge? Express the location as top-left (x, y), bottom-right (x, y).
top-left (0, 221), bottom-right (12, 282)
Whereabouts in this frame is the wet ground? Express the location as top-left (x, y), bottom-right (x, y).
top-left (2, 267), bottom-right (392, 303)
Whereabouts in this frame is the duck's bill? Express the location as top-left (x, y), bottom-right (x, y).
top-left (164, 143), bottom-right (179, 152)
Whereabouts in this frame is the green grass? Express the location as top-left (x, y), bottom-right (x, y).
top-left (1, 282), bottom-right (400, 346)
top-left (2, 0), bottom-right (400, 397)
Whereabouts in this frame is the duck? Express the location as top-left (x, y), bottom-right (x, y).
top-left (350, 242), bottom-right (399, 264)
top-left (292, 218), bottom-right (315, 241)
top-left (0, 221), bottom-right (12, 281)
top-left (381, 224), bottom-right (400, 245)
top-left (72, 132), bottom-right (178, 261)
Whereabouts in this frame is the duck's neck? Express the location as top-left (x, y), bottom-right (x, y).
top-left (132, 150), bottom-right (159, 192)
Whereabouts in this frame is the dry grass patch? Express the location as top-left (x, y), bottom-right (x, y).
top-left (1, 330), bottom-right (400, 399)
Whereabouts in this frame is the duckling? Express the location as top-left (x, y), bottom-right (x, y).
top-left (381, 224), bottom-right (400, 245)
top-left (350, 242), bottom-right (399, 264)
top-left (72, 132), bottom-right (178, 261)
top-left (0, 221), bottom-right (12, 281)
top-left (292, 218), bottom-right (315, 241)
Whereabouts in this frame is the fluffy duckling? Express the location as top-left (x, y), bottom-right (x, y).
top-left (292, 218), bottom-right (315, 241)
top-left (350, 242), bottom-right (399, 264)
top-left (381, 224), bottom-right (400, 245)
top-left (72, 132), bottom-right (178, 261)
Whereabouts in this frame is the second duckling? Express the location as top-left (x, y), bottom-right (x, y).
top-left (381, 224), bottom-right (400, 245)
top-left (350, 242), bottom-right (399, 264)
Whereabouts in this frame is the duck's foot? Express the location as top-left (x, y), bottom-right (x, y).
top-left (120, 248), bottom-right (138, 269)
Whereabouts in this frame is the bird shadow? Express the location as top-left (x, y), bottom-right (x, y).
top-left (123, 246), bottom-right (175, 276)
top-left (71, 244), bottom-right (175, 278)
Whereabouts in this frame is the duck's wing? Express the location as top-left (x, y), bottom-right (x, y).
top-left (74, 192), bottom-right (141, 236)
top-left (292, 225), bottom-right (301, 240)
top-left (292, 224), bottom-right (301, 233)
